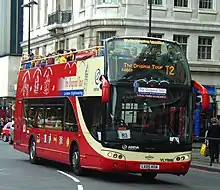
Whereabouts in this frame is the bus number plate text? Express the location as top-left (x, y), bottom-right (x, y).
top-left (140, 164), bottom-right (160, 170)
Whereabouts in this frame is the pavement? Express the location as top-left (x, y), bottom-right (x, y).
top-left (0, 141), bottom-right (220, 190)
top-left (191, 143), bottom-right (220, 172)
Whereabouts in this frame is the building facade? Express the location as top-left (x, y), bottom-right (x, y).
top-left (21, 0), bottom-right (220, 135)
top-left (0, 0), bottom-right (23, 118)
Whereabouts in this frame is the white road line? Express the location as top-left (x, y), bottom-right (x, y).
top-left (57, 170), bottom-right (80, 183)
top-left (77, 185), bottom-right (83, 190)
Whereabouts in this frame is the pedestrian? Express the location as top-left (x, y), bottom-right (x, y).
top-left (0, 118), bottom-right (4, 138)
top-left (207, 117), bottom-right (220, 166)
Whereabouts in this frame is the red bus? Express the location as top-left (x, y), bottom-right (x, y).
top-left (14, 36), bottom-right (210, 179)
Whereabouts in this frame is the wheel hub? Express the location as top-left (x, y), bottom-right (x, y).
top-left (30, 142), bottom-right (36, 159)
top-left (72, 151), bottom-right (78, 167)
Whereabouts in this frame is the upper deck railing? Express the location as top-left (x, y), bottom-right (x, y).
top-left (20, 46), bottom-right (104, 71)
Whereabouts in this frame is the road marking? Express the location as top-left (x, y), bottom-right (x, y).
top-left (77, 185), bottom-right (83, 190)
top-left (57, 170), bottom-right (80, 183)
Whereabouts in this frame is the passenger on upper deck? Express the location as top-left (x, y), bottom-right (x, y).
top-left (20, 46), bottom-right (102, 70)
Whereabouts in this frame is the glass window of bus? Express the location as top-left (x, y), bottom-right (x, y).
top-left (44, 98), bottom-right (64, 130)
top-left (64, 99), bottom-right (78, 132)
top-left (24, 99), bottom-right (46, 128)
top-left (106, 38), bottom-right (190, 85)
top-left (27, 105), bottom-right (44, 128)
top-left (78, 97), bottom-right (102, 141)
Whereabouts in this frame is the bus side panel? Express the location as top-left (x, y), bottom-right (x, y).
top-left (14, 100), bottom-right (22, 144)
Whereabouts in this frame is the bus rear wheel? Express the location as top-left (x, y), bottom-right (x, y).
top-left (2, 134), bottom-right (8, 142)
top-left (141, 172), bottom-right (157, 180)
top-left (29, 139), bottom-right (38, 164)
top-left (71, 145), bottom-right (83, 176)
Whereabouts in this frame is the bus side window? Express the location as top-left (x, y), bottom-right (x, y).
top-left (34, 107), bottom-right (44, 128)
top-left (23, 100), bottom-right (29, 127)
top-left (64, 100), bottom-right (78, 132)
top-left (78, 97), bottom-right (102, 141)
top-left (44, 106), bottom-right (63, 130)
top-left (25, 106), bottom-right (44, 128)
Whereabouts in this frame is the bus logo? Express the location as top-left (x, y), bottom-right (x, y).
top-left (95, 69), bottom-right (101, 85)
top-left (122, 144), bottom-right (127, 150)
top-left (145, 155), bottom-right (154, 160)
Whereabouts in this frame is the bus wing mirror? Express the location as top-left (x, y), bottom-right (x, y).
top-left (192, 80), bottom-right (210, 109)
top-left (100, 75), bottom-right (110, 103)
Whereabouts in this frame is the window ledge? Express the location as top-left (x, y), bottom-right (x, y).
top-left (96, 4), bottom-right (119, 9)
top-left (147, 5), bottom-right (167, 11)
top-left (197, 59), bottom-right (213, 61)
top-left (199, 9), bottom-right (217, 15)
top-left (79, 9), bottom-right (85, 13)
top-left (173, 8), bottom-right (192, 13)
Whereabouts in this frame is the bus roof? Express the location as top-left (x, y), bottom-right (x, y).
top-left (104, 36), bottom-right (180, 45)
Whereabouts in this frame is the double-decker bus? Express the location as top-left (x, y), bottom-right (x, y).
top-left (14, 36), bottom-right (210, 179)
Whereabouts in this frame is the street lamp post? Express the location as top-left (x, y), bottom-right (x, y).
top-left (21, 0), bottom-right (38, 56)
top-left (148, 0), bottom-right (152, 37)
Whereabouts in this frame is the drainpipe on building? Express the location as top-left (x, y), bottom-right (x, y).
top-left (216, 86), bottom-right (220, 116)
top-left (215, 85), bottom-right (220, 117)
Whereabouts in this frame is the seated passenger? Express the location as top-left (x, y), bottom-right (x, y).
top-left (57, 49), bottom-right (67, 63)
top-left (46, 53), bottom-right (54, 65)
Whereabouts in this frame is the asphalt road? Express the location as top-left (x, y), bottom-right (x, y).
top-left (0, 141), bottom-right (219, 190)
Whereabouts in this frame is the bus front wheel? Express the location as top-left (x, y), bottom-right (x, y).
top-left (70, 145), bottom-right (83, 176)
top-left (29, 138), bottom-right (38, 164)
top-left (141, 172), bottom-right (157, 180)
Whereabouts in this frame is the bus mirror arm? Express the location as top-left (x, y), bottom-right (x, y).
top-left (100, 75), bottom-right (110, 103)
top-left (192, 80), bottom-right (210, 110)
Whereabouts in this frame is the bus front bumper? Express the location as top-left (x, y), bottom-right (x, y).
top-left (100, 158), bottom-right (191, 175)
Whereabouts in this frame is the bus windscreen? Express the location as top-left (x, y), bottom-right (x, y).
top-left (106, 38), bottom-right (190, 85)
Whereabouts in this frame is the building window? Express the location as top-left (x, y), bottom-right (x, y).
top-left (78, 34), bottom-right (85, 50)
top-left (66, 39), bottom-right (69, 50)
top-left (151, 33), bottom-right (163, 38)
top-left (35, 47), bottom-right (39, 55)
top-left (98, 31), bottom-right (116, 45)
top-left (199, 0), bottom-right (212, 9)
top-left (44, 0), bottom-right (48, 24)
top-left (173, 35), bottom-right (188, 56)
top-left (98, 0), bottom-right (118, 4)
top-left (37, 0), bottom-right (41, 27)
top-left (198, 37), bottom-right (212, 60)
top-left (80, 0), bottom-right (85, 9)
top-left (59, 40), bottom-right (65, 50)
top-left (42, 45), bottom-right (47, 55)
top-left (149, 0), bottom-right (163, 5)
top-left (174, 0), bottom-right (188, 7)
top-left (30, 6), bottom-right (34, 29)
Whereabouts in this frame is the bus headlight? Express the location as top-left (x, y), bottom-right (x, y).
top-left (174, 154), bottom-right (191, 162)
top-left (105, 151), bottom-right (125, 160)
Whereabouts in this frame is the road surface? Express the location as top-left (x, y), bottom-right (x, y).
top-left (0, 141), bottom-right (219, 190)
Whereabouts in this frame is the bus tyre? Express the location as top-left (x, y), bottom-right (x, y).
top-left (29, 139), bottom-right (38, 164)
top-left (71, 146), bottom-right (83, 176)
top-left (2, 134), bottom-right (8, 142)
top-left (141, 172), bottom-right (157, 180)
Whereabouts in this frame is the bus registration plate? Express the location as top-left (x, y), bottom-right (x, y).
top-left (140, 164), bottom-right (160, 170)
